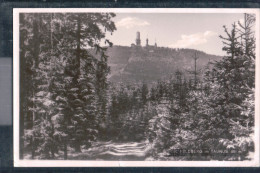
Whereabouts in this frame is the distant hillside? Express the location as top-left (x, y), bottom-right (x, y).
top-left (106, 45), bottom-right (222, 84)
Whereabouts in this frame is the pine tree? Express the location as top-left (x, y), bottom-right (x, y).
top-left (21, 13), bottom-right (43, 159)
top-left (95, 46), bottom-right (111, 139)
top-left (141, 83), bottom-right (149, 104)
top-left (27, 13), bottom-right (64, 159)
top-left (203, 13), bottom-right (256, 160)
top-left (64, 13), bottom-right (116, 152)
top-left (20, 13), bottom-right (33, 159)
top-left (237, 14), bottom-right (256, 59)
top-left (187, 51), bottom-right (201, 90)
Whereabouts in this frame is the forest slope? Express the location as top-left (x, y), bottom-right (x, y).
top-left (107, 46), bottom-right (222, 84)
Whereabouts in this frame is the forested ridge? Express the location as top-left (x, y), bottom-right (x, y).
top-left (20, 13), bottom-right (255, 161)
top-left (106, 46), bottom-right (222, 84)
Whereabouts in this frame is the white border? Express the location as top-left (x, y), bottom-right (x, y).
top-left (13, 8), bottom-right (260, 167)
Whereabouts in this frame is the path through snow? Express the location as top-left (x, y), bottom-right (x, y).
top-left (69, 141), bottom-right (148, 160)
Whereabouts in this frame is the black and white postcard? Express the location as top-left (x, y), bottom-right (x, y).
top-left (13, 8), bottom-right (260, 167)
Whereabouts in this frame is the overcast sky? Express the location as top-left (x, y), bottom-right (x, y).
top-left (106, 13), bottom-right (245, 56)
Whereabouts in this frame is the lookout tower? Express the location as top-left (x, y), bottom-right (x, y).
top-left (136, 31), bottom-right (141, 46)
top-left (146, 38), bottom-right (149, 46)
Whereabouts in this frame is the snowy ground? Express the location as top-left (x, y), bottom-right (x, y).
top-left (69, 141), bottom-right (148, 160)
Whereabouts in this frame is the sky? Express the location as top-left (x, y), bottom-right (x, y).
top-left (105, 13), bottom-right (245, 56)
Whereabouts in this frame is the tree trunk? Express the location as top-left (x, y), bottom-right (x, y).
top-left (31, 138), bottom-right (35, 159)
top-left (30, 13), bottom-right (41, 159)
top-left (64, 142), bottom-right (67, 160)
top-left (74, 141), bottom-right (81, 153)
top-left (76, 15), bottom-right (81, 76)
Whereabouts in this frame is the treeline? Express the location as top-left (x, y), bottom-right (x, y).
top-left (105, 14), bottom-right (256, 161)
top-left (20, 13), bottom-right (116, 159)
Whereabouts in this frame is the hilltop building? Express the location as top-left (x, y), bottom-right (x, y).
top-left (131, 31), bottom-right (157, 50)
top-left (136, 31), bottom-right (141, 46)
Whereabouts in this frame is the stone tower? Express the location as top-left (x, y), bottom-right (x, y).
top-left (136, 31), bottom-right (141, 46)
top-left (146, 38), bottom-right (149, 46)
